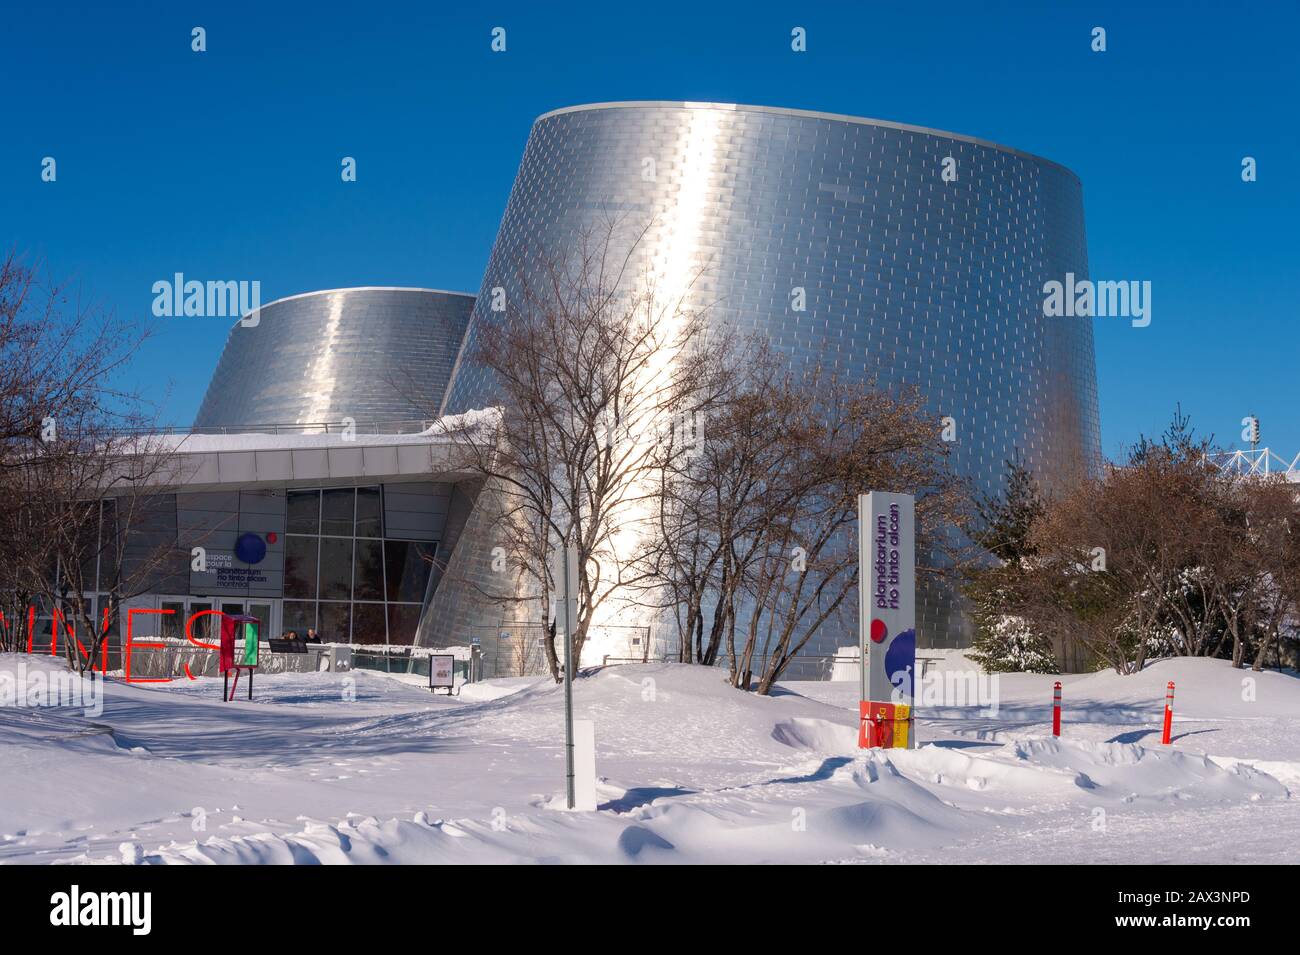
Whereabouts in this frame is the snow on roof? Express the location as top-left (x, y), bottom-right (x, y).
top-left (130, 408), bottom-right (502, 455)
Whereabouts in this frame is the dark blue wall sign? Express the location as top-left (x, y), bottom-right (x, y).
top-left (235, 532), bottom-right (267, 565)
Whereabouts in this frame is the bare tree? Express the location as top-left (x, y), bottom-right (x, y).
top-left (440, 217), bottom-right (727, 681)
top-left (650, 351), bottom-right (967, 693)
top-left (1017, 410), bottom-right (1300, 674)
top-left (646, 343), bottom-right (789, 667)
top-left (1229, 477), bottom-right (1300, 671)
top-left (2, 397), bottom-right (189, 674)
top-left (0, 251), bottom-right (174, 671)
top-left (737, 370), bottom-right (966, 694)
top-left (0, 251), bottom-right (142, 445)
top-left (1021, 476), bottom-right (1160, 675)
top-left (1021, 444), bottom-right (1219, 674)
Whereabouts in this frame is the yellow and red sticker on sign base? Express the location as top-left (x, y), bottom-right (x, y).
top-left (859, 700), bottom-right (912, 749)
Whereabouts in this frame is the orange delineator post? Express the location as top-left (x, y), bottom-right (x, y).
top-left (1161, 680), bottom-right (1175, 745)
top-left (1052, 681), bottom-right (1062, 737)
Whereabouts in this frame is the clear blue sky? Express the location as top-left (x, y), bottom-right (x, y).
top-left (2, 1), bottom-right (1296, 461)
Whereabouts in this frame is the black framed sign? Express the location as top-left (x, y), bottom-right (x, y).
top-left (429, 654), bottom-right (455, 692)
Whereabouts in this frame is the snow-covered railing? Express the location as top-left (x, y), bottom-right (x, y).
top-left (105, 418), bottom-right (439, 437)
top-left (112, 640), bottom-right (354, 679)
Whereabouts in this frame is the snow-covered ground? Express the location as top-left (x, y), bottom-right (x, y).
top-left (2, 651), bottom-right (1299, 864)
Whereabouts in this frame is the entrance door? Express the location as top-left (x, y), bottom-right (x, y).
top-left (158, 597), bottom-right (188, 642)
top-left (154, 596), bottom-right (223, 645)
top-left (215, 599), bottom-right (278, 642)
top-left (249, 601), bottom-right (274, 640)
top-left (188, 600), bottom-right (215, 645)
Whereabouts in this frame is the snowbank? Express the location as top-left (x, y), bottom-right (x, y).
top-left (3, 655), bottom-right (1300, 864)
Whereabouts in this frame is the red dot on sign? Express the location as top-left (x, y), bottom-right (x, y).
top-left (870, 619), bottom-right (888, 643)
top-left (267, 532), bottom-right (278, 544)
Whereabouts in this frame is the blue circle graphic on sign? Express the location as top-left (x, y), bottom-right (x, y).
top-left (886, 629), bottom-right (917, 700)
top-left (234, 532), bottom-right (267, 565)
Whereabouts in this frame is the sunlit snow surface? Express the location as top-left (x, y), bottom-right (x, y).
top-left (2, 652), bottom-right (1299, 864)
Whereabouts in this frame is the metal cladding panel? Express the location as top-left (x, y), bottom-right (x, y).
top-left (217, 453), bottom-right (255, 483)
top-left (195, 288), bottom-right (474, 430)
top-left (254, 450), bottom-right (294, 481)
top-left (291, 449), bottom-right (329, 479)
top-left (432, 102), bottom-right (1102, 653)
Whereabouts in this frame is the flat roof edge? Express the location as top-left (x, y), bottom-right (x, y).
top-left (533, 101), bottom-right (1079, 179)
top-left (222, 286), bottom-right (477, 331)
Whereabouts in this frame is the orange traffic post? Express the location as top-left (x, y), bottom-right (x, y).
top-left (1161, 681), bottom-right (1175, 745)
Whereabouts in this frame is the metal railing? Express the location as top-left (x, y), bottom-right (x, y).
top-left (596, 652), bottom-right (861, 682)
top-left (599, 650), bottom-right (951, 682)
top-left (475, 624), bottom-right (654, 679)
top-left (1207, 448), bottom-right (1300, 482)
top-left (351, 648), bottom-right (476, 683)
top-left (106, 419), bottom-right (439, 438)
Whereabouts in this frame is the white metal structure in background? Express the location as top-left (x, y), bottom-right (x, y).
top-left (1207, 448), bottom-right (1300, 483)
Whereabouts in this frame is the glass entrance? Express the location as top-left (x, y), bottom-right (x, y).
top-left (188, 601), bottom-right (215, 644)
top-left (156, 596), bottom-right (277, 644)
top-left (249, 602), bottom-right (273, 640)
top-left (154, 597), bottom-right (253, 641)
top-left (215, 599), bottom-right (278, 640)
top-left (159, 597), bottom-right (187, 642)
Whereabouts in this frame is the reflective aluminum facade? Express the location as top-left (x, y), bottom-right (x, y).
top-left (431, 102), bottom-right (1102, 653)
top-left (195, 287), bottom-right (475, 430)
